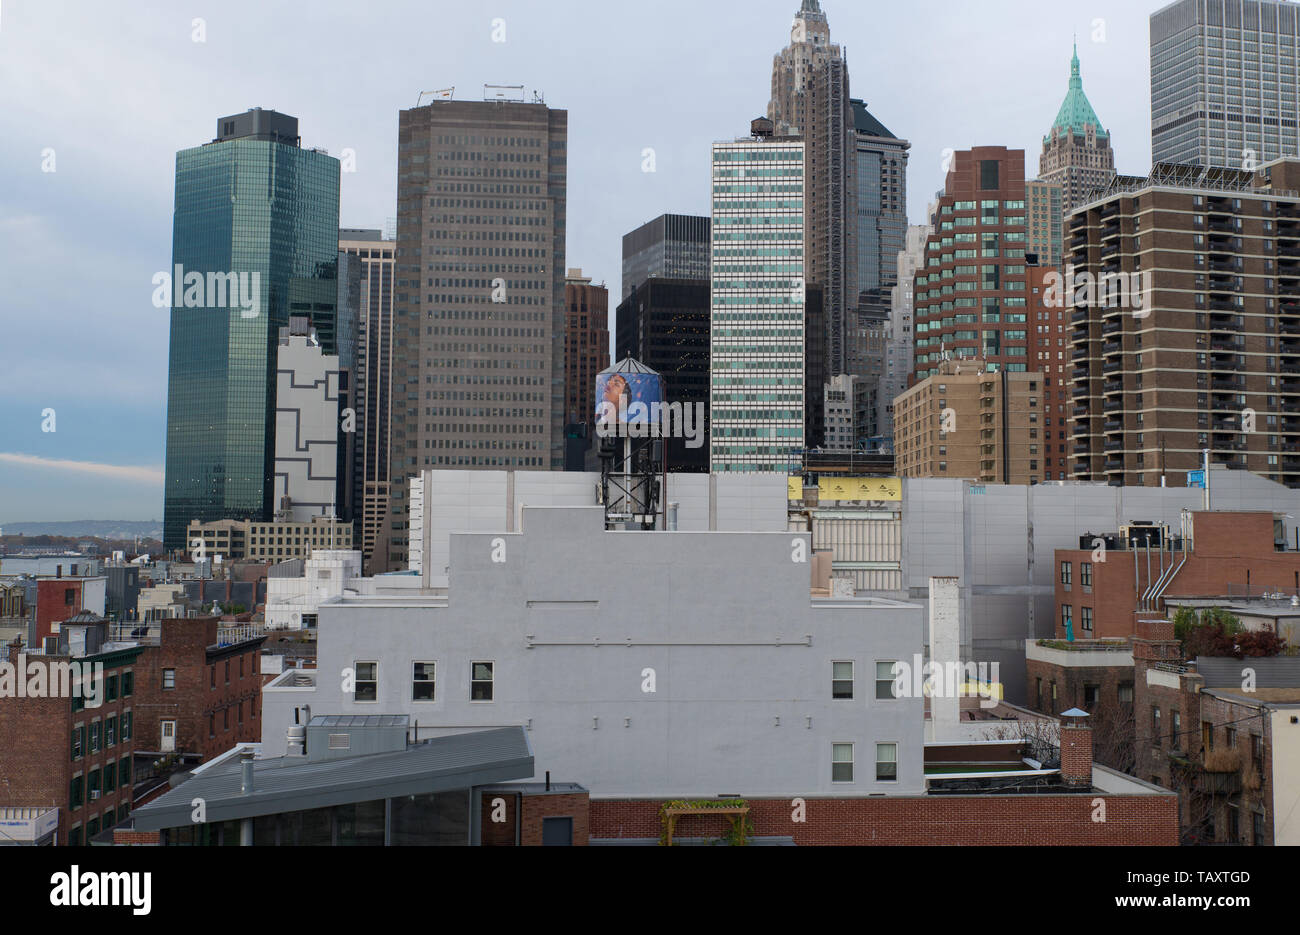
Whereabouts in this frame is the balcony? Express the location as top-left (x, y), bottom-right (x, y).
top-left (1102, 359), bottom-right (1122, 374)
top-left (1102, 319), bottom-right (1122, 337)
top-left (1072, 344), bottom-right (1089, 361)
top-left (1104, 379), bottom-right (1123, 394)
top-left (1103, 419), bottom-right (1123, 433)
top-left (1071, 308), bottom-right (1090, 325)
top-left (1102, 340), bottom-right (1122, 356)
top-left (1104, 440), bottom-right (1123, 453)
top-left (1103, 397), bottom-right (1122, 412)
top-left (1211, 376), bottom-right (1244, 391)
top-left (1104, 458), bottom-right (1124, 472)
top-left (1211, 338), bottom-right (1244, 353)
top-left (1072, 405), bottom-right (1089, 418)
top-left (1073, 441), bottom-right (1091, 455)
top-left (1072, 365), bottom-right (1090, 381)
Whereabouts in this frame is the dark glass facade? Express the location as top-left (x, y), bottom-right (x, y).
top-left (163, 124), bottom-right (340, 549)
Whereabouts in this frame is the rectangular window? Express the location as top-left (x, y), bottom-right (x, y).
top-left (106, 675), bottom-right (118, 702)
top-left (71, 726), bottom-right (84, 761)
top-left (354, 662), bottom-right (378, 702)
top-left (119, 759), bottom-right (131, 789)
top-left (413, 662), bottom-right (436, 701)
top-left (875, 661), bottom-right (897, 699)
top-left (121, 711), bottom-right (132, 741)
top-left (1203, 721), bottom-right (1214, 751)
top-left (1060, 561), bottom-right (1072, 585)
top-left (1118, 682), bottom-right (1134, 705)
top-left (1251, 734), bottom-right (1263, 772)
top-left (162, 668), bottom-right (175, 691)
top-left (105, 716), bottom-right (116, 747)
top-left (1152, 707), bottom-right (1162, 748)
top-left (122, 671), bottom-right (133, 696)
top-left (70, 776), bottom-right (83, 809)
top-left (1061, 604), bottom-right (1072, 630)
top-left (1172, 711), bottom-right (1182, 749)
top-left (832, 743), bottom-right (854, 783)
top-left (1080, 562), bottom-right (1092, 587)
top-left (876, 743), bottom-right (898, 781)
top-left (1084, 684), bottom-right (1100, 709)
top-left (471, 662), bottom-right (494, 701)
top-left (89, 721), bottom-right (100, 753)
top-left (832, 661), bottom-right (853, 699)
top-left (1081, 606), bottom-right (1093, 632)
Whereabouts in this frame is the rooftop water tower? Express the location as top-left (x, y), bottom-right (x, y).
top-left (595, 358), bottom-right (663, 529)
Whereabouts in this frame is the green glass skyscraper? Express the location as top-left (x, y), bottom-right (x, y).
top-left (163, 108), bottom-right (341, 550)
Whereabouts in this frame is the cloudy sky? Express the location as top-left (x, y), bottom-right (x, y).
top-left (0, 0), bottom-right (1163, 522)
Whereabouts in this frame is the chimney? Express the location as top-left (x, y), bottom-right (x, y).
top-left (1059, 708), bottom-right (1093, 788)
top-left (927, 576), bottom-right (961, 737)
top-left (240, 748), bottom-right (255, 794)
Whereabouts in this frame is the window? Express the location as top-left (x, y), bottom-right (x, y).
top-left (1152, 707), bottom-right (1162, 747)
top-left (832, 743), bottom-right (854, 782)
top-left (68, 827), bottom-right (82, 847)
top-left (65, 588), bottom-right (76, 606)
top-left (162, 668), bottom-right (175, 691)
top-left (1226, 727), bottom-right (1236, 748)
top-left (210, 665), bottom-right (215, 689)
top-left (471, 662), bottom-right (494, 701)
top-left (831, 661), bottom-right (854, 699)
top-left (1251, 734), bottom-right (1263, 772)
top-left (1202, 721), bottom-right (1214, 751)
top-left (89, 721), bottom-right (100, 753)
top-left (225, 660), bottom-right (230, 685)
top-left (88, 768), bottom-right (100, 798)
top-left (1118, 682), bottom-right (1134, 705)
top-left (1084, 684), bottom-right (1100, 709)
top-left (1061, 604), bottom-right (1072, 630)
top-left (121, 711), bottom-right (132, 741)
top-left (122, 671), bottom-right (133, 697)
top-left (105, 716), bottom-right (116, 748)
top-left (70, 776), bottom-right (84, 809)
top-left (354, 662), bottom-right (378, 702)
top-left (105, 675), bottom-right (118, 702)
top-left (876, 743), bottom-right (898, 781)
top-left (1080, 562), bottom-right (1092, 588)
top-left (413, 662), bottom-right (436, 701)
top-left (1081, 606), bottom-right (1093, 632)
top-left (209, 714), bottom-right (215, 739)
top-left (1172, 711), bottom-right (1182, 749)
top-left (71, 726), bottom-right (84, 761)
top-left (875, 661), bottom-right (897, 699)
top-left (1060, 561), bottom-right (1072, 586)
top-left (1253, 811), bottom-right (1265, 846)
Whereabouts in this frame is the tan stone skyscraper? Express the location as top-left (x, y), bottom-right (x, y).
top-left (768, 0), bottom-right (857, 377)
top-left (1039, 43), bottom-right (1115, 215)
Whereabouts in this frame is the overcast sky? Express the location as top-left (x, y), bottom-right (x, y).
top-left (0, 0), bottom-right (1163, 522)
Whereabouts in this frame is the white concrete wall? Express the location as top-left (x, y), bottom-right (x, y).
top-left (1272, 707), bottom-right (1300, 846)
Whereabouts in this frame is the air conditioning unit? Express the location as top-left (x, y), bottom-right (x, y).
top-left (90, 790), bottom-right (101, 800)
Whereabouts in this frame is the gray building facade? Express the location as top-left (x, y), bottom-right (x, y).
top-left (262, 503), bottom-right (925, 799)
top-left (1151, 0), bottom-right (1300, 167)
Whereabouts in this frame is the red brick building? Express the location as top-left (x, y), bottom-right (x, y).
top-left (1053, 511), bottom-right (1300, 641)
top-left (563, 269), bottom-right (610, 426)
top-left (130, 616), bottom-right (266, 761)
top-left (35, 574), bottom-right (106, 643)
top-left (0, 618), bottom-right (143, 845)
top-left (1135, 655), bottom-right (1298, 845)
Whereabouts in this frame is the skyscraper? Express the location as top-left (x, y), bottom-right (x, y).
top-left (912, 147), bottom-right (1029, 381)
top-left (390, 98), bottom-right (567, 567)
top-left (1040, 43), bottom-right (1115, 215)
top-left (710, 120), bottom-right (805, 473)
top-left (1068, 160), bottom-right (1300, 489)
top-left (339, 229), bottom-right (395, 573)
top-left (620, 214), bottom-right (710, 301)
top-left (768, 0), bottom-right (856, 377)
top-left (879, 222), bottom-right (930, 442)
top-left (273, 317), bottom-right (344, 522)
top-left (1151, 0), bottom-right (1300, 167)
top-left (851, 99), bottom-right (910, 311)
top-left (162, 108), bottom-right (340, 550)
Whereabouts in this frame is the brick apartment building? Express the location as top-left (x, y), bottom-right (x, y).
top-left (1028, 260), bottom-right (1074, 480)
top-left (1052, 511), bottom-right (1300, 640)
top-left (0, 616), bottom-right (143, 845)
top-left (893, 359), bottom-right (1048, 483)
top-left (912, 146), bottom-right (1030, 382)
top-left (1069, 159), bottom-right (1300, 488)
top-left (130, 616), bottom-right (266, 761)
top-left (1136, 656), bottom-right (1300, 845)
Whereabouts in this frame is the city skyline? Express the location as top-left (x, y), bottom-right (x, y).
top-left (1, 0), bottom-right (1167, 519)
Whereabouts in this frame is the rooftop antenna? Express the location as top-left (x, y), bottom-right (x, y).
top-left (416, 88), bottom-right (454, 106)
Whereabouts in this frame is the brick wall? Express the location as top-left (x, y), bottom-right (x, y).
top-left (591, 794), bottom-right (1178, 845)
top-left (113, 829), bottom-right (160, 845)
top-left (519, 792), bottom-right (590, 846)
top-left (480, 792), bottom-right (518, 845)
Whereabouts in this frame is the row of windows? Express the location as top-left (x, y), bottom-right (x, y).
top-left (69, 758), bottom-right (132, 808)
top-left (70, 670), bottom-right (134, 713)
top-left (71, 712), bottom-right (133, 760)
